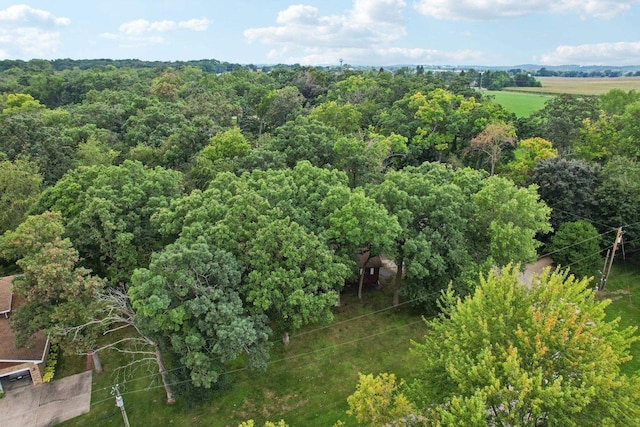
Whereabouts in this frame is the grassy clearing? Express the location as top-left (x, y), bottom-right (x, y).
top-left (58, 285), bottom-right (429, 427)
top-left (507, 76), bottom-right (640, 96)
top-left (55, 262), bottom-right (640, 426)
top-left (598, 261), bottom-right (640, 375)
top-left (484, 91), bottom-right (551, 117)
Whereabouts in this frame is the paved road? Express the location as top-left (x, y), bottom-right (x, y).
top-left (0, 371), bottom-right (92, 427)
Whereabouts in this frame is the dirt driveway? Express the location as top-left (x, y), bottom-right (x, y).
top-left (518, 257), bottom-right (553, 287)
top-left (0, 371), bottom-right (92, 427)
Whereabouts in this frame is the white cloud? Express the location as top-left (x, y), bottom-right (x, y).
top-left (245, 0), bottom-right (407, 50)
top-left (0, 5), bottom-right (69, 59)
top-left (539, 41), bottom-right (640, 65)
top-left (413, 0), bottom-right (637, 20)
top-left (102, 17), bottom-right (210, 47)
top-left (0, 4), bottom-right (70, 26)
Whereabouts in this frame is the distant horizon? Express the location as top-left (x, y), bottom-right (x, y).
top-left (4, 57), bottom-right (640, 73)
top-left (1, 1), bottom-right (640, 67)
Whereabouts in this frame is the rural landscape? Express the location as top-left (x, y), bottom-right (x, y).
top-left (0, 58), bottom-right (639, 426)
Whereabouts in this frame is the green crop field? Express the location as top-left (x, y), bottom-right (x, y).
top-left (507, 76), bottom-right (640, 96)
top-left (484, 91), bottom-right (551, 117)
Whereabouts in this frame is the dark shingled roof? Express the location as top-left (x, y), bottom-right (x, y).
top-left (0, 276), bottom-right (49, 363)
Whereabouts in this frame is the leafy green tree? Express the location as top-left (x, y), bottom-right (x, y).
top-left (533, 94), bottom-right (600, 152)
top-left (369, 163), bottom-right (482, 308)
top-left (530, 157), bottom-right (600, 230)
top-left (595, 156), bottom-right (640, 257)
top-left (334, 131), bottom-right (407, 188)
top-left (309, 100), bottom-right (362, 134)
top-left (200, 128), bottom-right (250, 162)
top-left (244, 217), bottom-right (349, 338)
top-left (502, 137), bottom-right (557, 184)
top-left (256, 86), bottom-right (304, 136)
top-left (33, 160), bottom-right (183, 282)
top-left (326, 189), bottom-right (401, 300)
top-left (267, 116), bottom-right (338, 168)
top-left (130, 242), bottom-right (271, 388)
top-left (0, 159), bottom-right (42, 234)
top-left (1, 212), bottom-right (105, 348)
top-left (472, 176), bottom-right (551, 266)
top-left (0, 108), bottom-right (77, 184)
top-left (346, 373), bottom-right (417, 426)
top-left (410, 89), bottom-right (481, 161)
top-left (74, 134), bottom-right (119, 167)
top-left (548, 220), bottom-right (602, 279)
top-left (409, 266), bottom-right (640, 426)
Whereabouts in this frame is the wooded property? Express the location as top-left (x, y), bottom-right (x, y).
top-left (0, 59), bottom-right (639, 426)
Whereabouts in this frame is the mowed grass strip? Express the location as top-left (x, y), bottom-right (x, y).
top-left (59, 286), bottom-right (430, 427)
top-left (508, 76), bottom-right (640, 96)
top-left (484, 91), bottom-right (551, 117)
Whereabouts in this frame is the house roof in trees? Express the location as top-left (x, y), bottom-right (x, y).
top-left (0, 276), bottom-right (13, 315)
top-left (0, 276), bottom-right (49, 364)
top-left (356, 252), bottom-right (383, 269)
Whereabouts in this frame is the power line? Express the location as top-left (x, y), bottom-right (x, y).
top-left (90, 317), bottom-right (431, 408)
top-left (538, 228), bottom-right (617, 260)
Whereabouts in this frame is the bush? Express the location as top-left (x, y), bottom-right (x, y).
top-left (548, 220), bottom-right (602, 279)
top-left (42, 343), bottom-right (59, 383)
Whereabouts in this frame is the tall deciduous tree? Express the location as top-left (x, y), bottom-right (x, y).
top-left (0, 212), bottom-right (105, 348)
top-left (0, 159), bottom-right (42, 234)
top-left (472, 176), bottom-right (551, 267)
top-left (130, 242), bottom-right (271, 388)
top-left (469, 121), bottom-right (516, 176)
top-left (326, 189), bottom-right (401, 300)
top-left (368, 163), bottom-right (482, 308)
top-left (547, 220), bottom-right (602, 279)
top-left (502, 137), bottom-right (557, 185)
top-left (530, 157), bottom-right (600, 231)
top-left (33, 160), bottom-right (183, 282)
top-left (409, 266), bottom-right (640, 425)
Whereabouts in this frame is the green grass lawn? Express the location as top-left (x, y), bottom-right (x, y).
top-left (484, 91), bottom-right (551, 117)
top-left (55, 262), bottom-right (640, 426)
top-left (598, 261), bottom-right (640, 376)
top-left (58, 285), bottom-right (429, 427)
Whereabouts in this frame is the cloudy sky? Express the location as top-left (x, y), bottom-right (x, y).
top-left (1, 0), bottom-right (639, 66)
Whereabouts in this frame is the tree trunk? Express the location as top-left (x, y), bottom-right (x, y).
top-left (91, 350), bottom-right (103, 373)
top-left (282, 331), bottom-right (290, 346)
top-left (392, 255), bottom-right (404, 307)
top-left (357, 270), bottom-right (365, 300)
top-left (153, 343), bottom-right (176, 404)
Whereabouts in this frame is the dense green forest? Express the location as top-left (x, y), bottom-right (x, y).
top-left (1, 59), bottom-right (639, 425)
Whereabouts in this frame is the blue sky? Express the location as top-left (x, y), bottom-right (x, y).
top-left (1, 0), bottom-right (640, 66)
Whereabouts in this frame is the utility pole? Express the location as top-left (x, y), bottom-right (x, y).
top-left (600, 227), bottom-right (623, 290)
top-left (112, 384), bottom-right (131, 427)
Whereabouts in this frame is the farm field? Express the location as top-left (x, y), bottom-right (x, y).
top-left (484, 91), bottom-right (551, 117)
top-left (57, 286), bottom-right (429, 427)
top-left (506, 76), bottom-right (640, 96)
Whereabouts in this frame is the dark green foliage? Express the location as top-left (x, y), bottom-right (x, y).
top-left (130, 242), bottom-right (271, 388)
top-left (33, 161), bottom-right (183, 282)
top-left (530, 157), bottom-right (601, 230)
top-left (548, 220), bottom-right (602, 278)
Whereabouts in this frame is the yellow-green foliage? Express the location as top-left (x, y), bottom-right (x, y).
top-left (412, 266), bottom-right (640, 426)
top-left (238, 420), bottom-right (288, 427)
top-left (42, 343), bottom-right (59, 383)
top-left (347, 372), bottom-right (415, 426)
